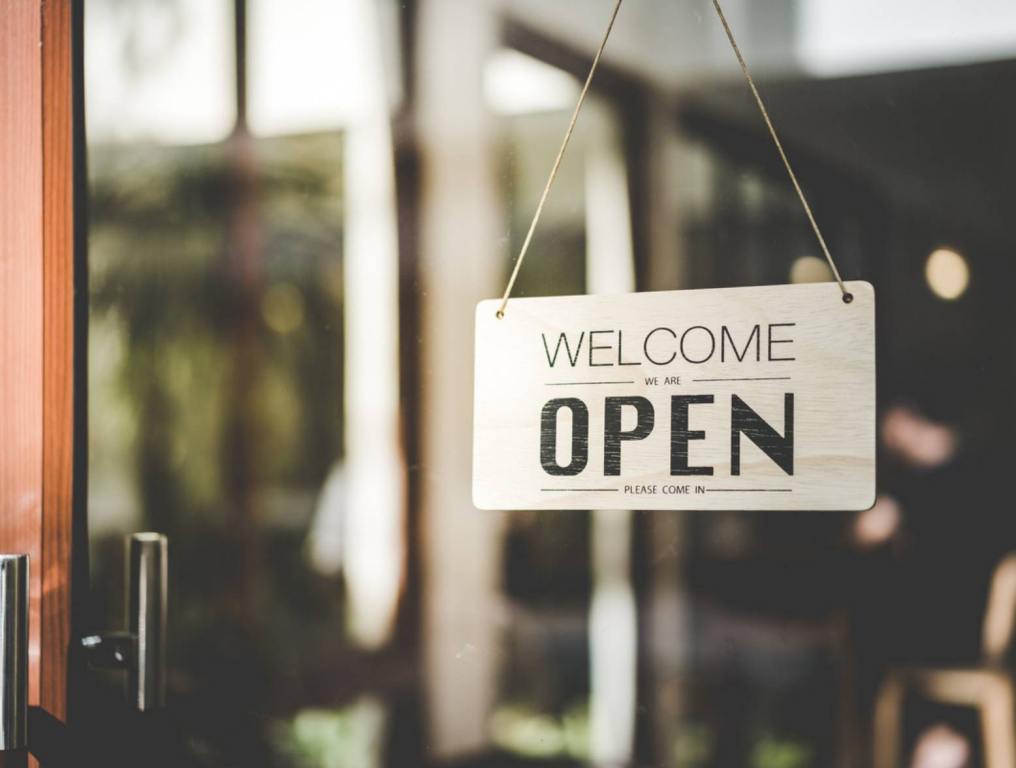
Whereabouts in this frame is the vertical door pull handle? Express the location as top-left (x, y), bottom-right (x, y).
top-left (128, 533), bottom-right (167, 711)
top-left (0, 554), bottom-right (28, 751)
top-left (81, 533), bottom-right (167, 712)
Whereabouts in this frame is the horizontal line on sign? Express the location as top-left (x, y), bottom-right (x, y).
top-left (692, 376), bottom-right (792, 382)
top-left (545, 381), bottom-right (636, 386)
top-left (706, 488), bottom-right (793, 492)
top-left (541, 488), bottom-right (618, 492)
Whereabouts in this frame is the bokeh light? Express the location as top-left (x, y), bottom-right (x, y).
top-left (925, 248), bottom-right (969, 300)
top-left (789, 255), bottom-right (834, 283)
top-left (262, 282), bottom-right (305, 334)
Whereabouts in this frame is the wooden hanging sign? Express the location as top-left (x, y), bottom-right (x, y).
top-left (473, 281), bottom-right (875, 511)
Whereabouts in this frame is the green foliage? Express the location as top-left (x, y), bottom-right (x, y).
top-left (750, 731), bottom-right (816, 768)
top-left (272, 701), bottom-right (385, 768)
top-left (88, 132), bottom-right (354, 761)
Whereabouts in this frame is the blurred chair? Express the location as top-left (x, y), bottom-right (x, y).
top-left (699, 604), bottom-right (859, 768)
top-left (874, 553), bottom-right (1016, 768)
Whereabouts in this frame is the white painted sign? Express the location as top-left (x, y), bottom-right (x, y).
top-left (473, 282), bottom-right (875, 511)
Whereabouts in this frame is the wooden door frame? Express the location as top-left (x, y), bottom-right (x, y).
top-left (0, 0), bottom-right (82, 727)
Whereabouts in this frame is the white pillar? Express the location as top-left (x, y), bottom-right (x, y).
top-left (645, 99), bottom-right (694, 766)
top-left (340, 0), bottom-right (406, 650)
top-left (417, 0), bottom-right (505, 757)
top-left (584, 101), bottom-right (638, 768)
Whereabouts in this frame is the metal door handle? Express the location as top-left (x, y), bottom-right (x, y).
top-left (0, 554), bottom-right (28, 751)
top-left (82, 533), bottom-right (167, 711)
top-left (127, 533), bottom-right (167, 711)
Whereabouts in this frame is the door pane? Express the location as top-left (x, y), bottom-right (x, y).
top-left (84, 2), bottom-right (1016, 767)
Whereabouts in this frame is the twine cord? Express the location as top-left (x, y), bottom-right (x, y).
top-left (708, 0), bottom-right (851, 302)
top-left (496, 0), bottom-right (852, 318)
top-left (496, 0), bottom-right (624, 318)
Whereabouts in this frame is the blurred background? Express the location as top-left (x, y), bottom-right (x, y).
top-left (83, 0), bottom-right (1016, 766)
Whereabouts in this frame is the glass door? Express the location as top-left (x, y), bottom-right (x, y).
top-left (81, 2), bottom-right (1016, 767)
top-left (83, 2), bottom-right (642, 766)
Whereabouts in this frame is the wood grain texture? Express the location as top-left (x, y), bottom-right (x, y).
top-left (40, 0), bottom-right (75, 723)
top-left (0, 0), bottom-right (75, 729)
top-left (0, 0), bottom-right (46, 712)
top-left (474, 282), bottom-right (875, 511)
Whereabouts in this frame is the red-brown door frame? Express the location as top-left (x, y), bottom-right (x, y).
top-left (1, 0), bottom-right (77, 736)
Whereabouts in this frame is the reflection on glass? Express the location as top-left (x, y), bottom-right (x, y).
top-left (85, 0), bottom-right (235, 145)
top-left (88, 0), bottom-right (401, 763)
top-left (83, 1), bottom-right (1014, 766)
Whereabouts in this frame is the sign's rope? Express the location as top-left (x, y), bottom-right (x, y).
top-left (497, 0), bottom-right (852, 319)
top-left (496, 0), bottom-right (624, 319)
top-left (708, 0), bottom-right (851, 303)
